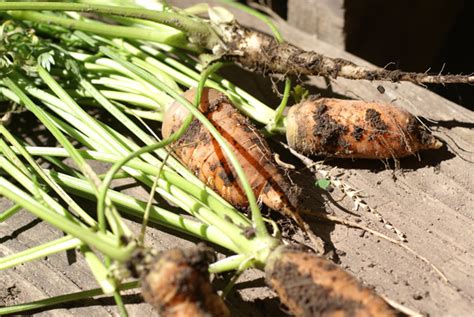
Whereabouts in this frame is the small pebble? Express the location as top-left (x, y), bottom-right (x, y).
top-left (413, 294), bottom-right (423, 300)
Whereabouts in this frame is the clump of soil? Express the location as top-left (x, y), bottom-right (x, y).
top-left (312, 104), bottom-right (349, 151)
top-left (0, 285), bottom-right (20, 306)
top-left (365, 108), bottom-right (388, 132)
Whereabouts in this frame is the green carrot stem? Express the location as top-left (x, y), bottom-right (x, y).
top-left (0, 154), bottom-right (78, 224)
top-left (269, 78), bottom-right (291, 133)
top-left (37, 66), bottom-right (127, 158)
top-left (113, 289), bottom-right (129, 317)
top-left (97, 171), bottom-right (129, 180)
top-left (0, 203), bottom-right (22, 222)
top-left (0, 124), bottom-right (96, 226)
top-left (81, 245), bottom-right (117, 294)
top-left (208, 254), bottom-right (249, 273)
top-left (0, 235), bottom-right (82, 271)
top-left (121, 108), bottom-right (162, 121)
top-left (0, 281), bottom-right (139, 315)
top-left (36, 66), bottom-right (132, 237)
top-left (97, 143), bottom-right (252, 251)
top-left (136, 43), bottom-right (277, 125)
top-left (50, 170), bottom-right (239, 253)
top-left (7, 11), bottom-right (195, 51)
top-left (9, 108), bottom-right (261, 251)
top-left (0, 2), bottom-right (221, 49)
top-left (3, 74), bottom-right (103, 198)
top-left (0, 138), bottom-right (32, 177)
top-left (74, 89), bottom-right (161, 110)
top-left (140, 163), bottom-right (164, 244)
top-left (16, 145), bottom-right (251, 228)
top-left (0, 178), bottom-right (131, 261)
top-left (222, 256), bottom-right (254, 297)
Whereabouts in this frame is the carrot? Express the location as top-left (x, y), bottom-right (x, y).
top-left (265, 245), bottom-right (396, 317)
top-left (138, 244), bottom-right (230, 317)
top-left (162, 87), bottom-right (301, 225)
top-left (286, 97), bottom-right (442, 159)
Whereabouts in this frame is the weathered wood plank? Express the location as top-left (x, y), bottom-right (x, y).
top-left (287, 0), bottom-right (344, 48)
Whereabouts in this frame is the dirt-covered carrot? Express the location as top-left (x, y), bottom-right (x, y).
top-left (162, 87), bottom-right (301, 224)
top-left (265, 245), bottom-right (396, 317)
top-left (136, 244), bottom-right (230, 317)
top-left (286, 97), bottom-right (442, 159)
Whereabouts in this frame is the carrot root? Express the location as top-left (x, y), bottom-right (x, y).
top-left (162, 87), bottom-right (301, 220)
top-left (265, 245), bottom-right (397, 317)
top-left (221, 24), bottom-right (474, 85)
top-left (139, 244), bottom-right (230, 317)
top-left (286, 98), bottom-right (442, 159)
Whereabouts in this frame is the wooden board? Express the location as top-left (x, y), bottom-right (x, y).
top-left (1, 1), bottom-right (473, 316)
top-left (287, 0), bottom-right (344, 48)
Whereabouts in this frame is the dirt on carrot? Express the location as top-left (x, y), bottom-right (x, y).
top-left (162, 87), bottom-right (301, 223)
top-left (286, 97), bottom-right (442, 159)
top-left (265, 245), bottom-right (397, 317)
top-left (136, 244), bottom-right (230, 317)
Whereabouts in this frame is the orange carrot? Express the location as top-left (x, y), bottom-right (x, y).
top-left (140, 245), bottom-right (230, 317)
top-left (286, 98), bottom-right (442, 159)
top-left (265, 245), bottom-right (396, 317)
top-left (162, 87), bottom-right (301, 224)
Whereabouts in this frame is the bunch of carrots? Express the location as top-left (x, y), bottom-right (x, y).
top-left (0, 1), bottom-right (455, 316)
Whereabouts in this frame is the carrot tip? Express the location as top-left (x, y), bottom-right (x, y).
top-left (433, 139), bottom-right (443, 149)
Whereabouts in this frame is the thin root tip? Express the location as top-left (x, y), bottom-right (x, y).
top-left (433, 139), bottom-right (443, 149)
